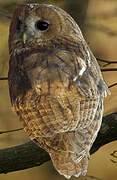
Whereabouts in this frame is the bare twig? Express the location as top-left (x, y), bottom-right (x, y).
top-left (108, 83), bottom-right (117, 89)
top-left (0, 77), bottom-right (8, 80)
top-left (97, 58), bottom-right (117, 64)
top-left (0, 128), bottom-right (23, 135)
top-left (97, 58), bottom-right (117, 67)
top-left (101, 68), bottom-right (117, 72)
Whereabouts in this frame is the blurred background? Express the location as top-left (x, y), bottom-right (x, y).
top-left (0, 0), bottom-right (117, 180)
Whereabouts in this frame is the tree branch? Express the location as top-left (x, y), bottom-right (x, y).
top-left (0, 128), bottom-right (23, 135)
top-left (101, 68), bottom-right (117, 72)
top-left (0, 112), bottom-right (117, 174)
top-left (97, 58), bottom-right (117, 64)
top-left (97, 58), bottom-right (117, 67)
top-left (90, 112), bottom-right (117, 154)
top-left (0, 141), bottom-right (50, 174)
top-left (0, 77), bottom-right (8, 80)
top-left (108, 83), bottom-right (117, 89)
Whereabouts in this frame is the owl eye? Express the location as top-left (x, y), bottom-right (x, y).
top-left (16, 18), bottom-right (22, 31)
top-left (35, 20), bottom-right (49, 31)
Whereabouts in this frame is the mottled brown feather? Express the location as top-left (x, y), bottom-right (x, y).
top-left (8, 4), bottom-right (108, 179)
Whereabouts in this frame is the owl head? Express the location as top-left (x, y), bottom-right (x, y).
top-left (9, 4), bottom-right (83, 55)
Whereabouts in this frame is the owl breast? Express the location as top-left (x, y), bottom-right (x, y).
top-left (13, 50), bottom-right (85, 138)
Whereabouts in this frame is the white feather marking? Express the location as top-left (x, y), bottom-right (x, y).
top-left (78, 57), bottom-right (87, 76)
top-left (73, 57), bottom-right (87, 82)
top-left (73, 75), bottom-right (78, 82)
top-left (79, 65), bottom-right (86, 76)
top-left (86, 49), bottom-right (91, 66)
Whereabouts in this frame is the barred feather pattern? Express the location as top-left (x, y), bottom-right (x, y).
top-left (8, 4), bottom-right (108, 179)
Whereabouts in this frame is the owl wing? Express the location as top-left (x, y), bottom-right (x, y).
top-left (24, 44), bottom-right (108, 139)
top-left (73, 44), bottom-right (108, 130)
top-left (47, 98), bottom-right (104, 179)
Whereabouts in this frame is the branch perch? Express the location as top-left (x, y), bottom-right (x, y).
top-left (0, 112), bottom-right (117, 174)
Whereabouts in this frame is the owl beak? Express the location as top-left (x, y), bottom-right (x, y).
top-left (23, 33), bottom-right (27, 44)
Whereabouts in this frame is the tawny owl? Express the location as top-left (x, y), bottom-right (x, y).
top-left (8, 4), bottom-right (108, 179)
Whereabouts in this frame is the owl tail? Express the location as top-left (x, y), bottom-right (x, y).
top-left (49, 151), bottom-right (89, 179)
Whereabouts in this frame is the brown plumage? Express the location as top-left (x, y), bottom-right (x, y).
top-left (8, 4), bottom-right (108, 179)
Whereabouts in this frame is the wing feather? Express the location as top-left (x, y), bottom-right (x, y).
top-left (22, 46), bottom-right (108, 139)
